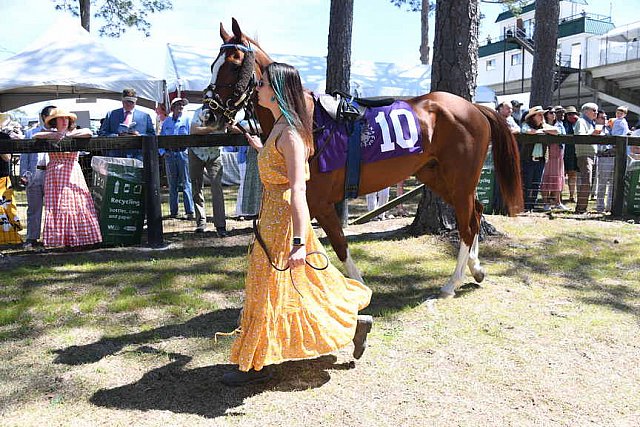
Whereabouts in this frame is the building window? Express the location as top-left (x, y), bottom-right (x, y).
top-left (486, 59), bottom-right (496, 70)
top-left (511, 53), bottom-right (522, 66)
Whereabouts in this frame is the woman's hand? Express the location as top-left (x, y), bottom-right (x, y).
top-left (288, 245), bottom-right (306, 269)
top-left (33, 130), bottom-right (64, 139)
top-left (234, 126), bottom-right (263, 150)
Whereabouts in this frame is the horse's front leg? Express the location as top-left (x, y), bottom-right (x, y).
top-left (466, 233), bottom-right (485, 283)
top-left (311, 201), bottom-right (364, 283)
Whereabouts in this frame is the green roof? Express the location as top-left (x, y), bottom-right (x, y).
top-left (558, 16), bottom-right (615, 37)
top-left (479, 40), bottom-right (521, 58)
top-left (495, 2), bottom-right (536, 23)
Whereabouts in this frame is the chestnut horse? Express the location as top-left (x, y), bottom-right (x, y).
top-left (202, 19), bottom-right (523, 297)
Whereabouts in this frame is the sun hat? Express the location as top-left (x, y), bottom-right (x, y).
top-left (44, 108), bottom-right (77, 128)
top-left (553, 105), bottom-right (565, 112)
top-left (564, 105), bottom-right (578, 114)
top-left (122, 88), bottom-right (138, 102)
top-left (524, 105), bottom-right (545, 121)
top-left (616, 106), bottom-right (628, 114)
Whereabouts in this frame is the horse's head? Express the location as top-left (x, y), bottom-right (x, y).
top-left (201, 18), bottom-right (264, 131)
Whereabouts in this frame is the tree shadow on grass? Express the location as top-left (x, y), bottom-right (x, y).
top-left (90, 350), bottom-right (352, 419)
top-left (53, 308), bottom-right (240, 366)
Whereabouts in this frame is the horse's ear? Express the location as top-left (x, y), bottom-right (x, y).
top-left (220, 22), bottom-right (232, 43)
top-left (231, 17), bottom-right (244, 40)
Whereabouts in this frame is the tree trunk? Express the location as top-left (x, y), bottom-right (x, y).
top-left (419, 0), bottom-right (430, 64)
top-left (529, 0), bottom-right (560, 107)
top-left (80, 0), bottom-right (90, 32)
top-left (326, 0), bottom-right (354, 225)
top-left (410, 0), bottom-right (481, 236)
top-left (430, 0), bottom-right (479, 99)
top-left (326, 0), bottom-right (353, 94)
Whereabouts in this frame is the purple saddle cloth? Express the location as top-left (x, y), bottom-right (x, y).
top-left (314, 99), bottom-right (423, 173)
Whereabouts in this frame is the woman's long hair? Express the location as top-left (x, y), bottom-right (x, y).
top-left (265, 62), bottom-right (313, 156)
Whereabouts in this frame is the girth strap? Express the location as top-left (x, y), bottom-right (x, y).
top-left (344, 120), bottom-right (362, 199)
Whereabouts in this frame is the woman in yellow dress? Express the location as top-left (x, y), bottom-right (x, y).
top-left (222, 62), bottom-right (372, 386)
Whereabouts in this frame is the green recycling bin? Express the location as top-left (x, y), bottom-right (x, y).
top-left (624, 158), bottom-right (640, 215)
top-left (91, 156), bottom-right (145, 245)
top-left (476, 150), bottom-right (495, 214)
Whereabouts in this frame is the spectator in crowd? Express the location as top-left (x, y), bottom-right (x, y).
top-left (155, 103), bottom-right (168, 136)
top-left (595, 109), bottom-right (617, 213)
top-left (0, 126), bottom-right (23, 245)
top-left (520, 106), bottom-right (557, 211)
top-left (160, 97), bottom-right (194, 220)
top-left (511, 100), bottom-right (526, 125)
top-left (366, 188), bottom-right (390, 220)
top-left (597, 110), bottom-right (610, 135)
top-left (19, 105), bottom-right (56, 248)
top-left (573, 102), bottom-right (602, 214)
top-left (33, 108), bottom-right (102, 248)
top-left (240, 145), bottom-right (263, 217)
top-left (497, 101), bottom-right (521, 134)
top-left (394, 180), bottom-right (409, 217)
top-left (540, 107), bottom-right (567, 211)
top-left (99, 88), bottom-right (154, 160)
top-left (611, 106), bottom-right (632, 156)
top-left (591, 110), bottom-right (610, 200)
top-left (227, 62), bottom-right (372, 387)
top-left (189, 107), bottom-right (227, 236)
top-left (563, 106), bottom-right (579, 203)
top-left (553, 106), bottom-right (567, 135)
top-left (233, 145), bottom-right (250, 217)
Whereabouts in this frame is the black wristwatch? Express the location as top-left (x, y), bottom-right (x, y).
top-left (292, 236), bottom-right (305, 246)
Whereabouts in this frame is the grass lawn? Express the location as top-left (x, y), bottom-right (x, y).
top-left (1, 177), bottom-right (639, 425)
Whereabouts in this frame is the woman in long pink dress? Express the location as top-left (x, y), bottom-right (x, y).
top-left (34, 109), bottom-right (102, 248)
top-left (540, 108), bottom-right (567, 211)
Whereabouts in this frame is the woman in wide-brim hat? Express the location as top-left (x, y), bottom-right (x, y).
top-left (35, 108), bottom-right (92, 139)
top-left (520, 106), bottom-right (558, 211)
top-left (33, 108), bottom-right (102, 249)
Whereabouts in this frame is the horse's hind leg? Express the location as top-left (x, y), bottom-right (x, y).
top-left (440, 196), bottom-right (482, 298)
top-left (440, 240), bottom-right (472, 298)
top-left (312, 201), bottom-right (364, 283)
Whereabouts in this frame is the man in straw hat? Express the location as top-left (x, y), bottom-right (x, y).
top-left (99, 88), bottom-right (155, 160)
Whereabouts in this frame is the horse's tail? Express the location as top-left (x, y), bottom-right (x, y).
top-left (474, 104), bottom-right (524, 216)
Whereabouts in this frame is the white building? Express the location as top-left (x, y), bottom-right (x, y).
top-left (477, 0), bottom-right (640, 119)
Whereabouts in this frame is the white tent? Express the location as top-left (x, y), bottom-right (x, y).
top-left (165, 43), bottom-right (431, 99)
top-left (0, 18), bottom-right (164, 111)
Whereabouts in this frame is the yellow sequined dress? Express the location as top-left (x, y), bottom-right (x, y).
top-left (230, 123), bottom-right (372, 372)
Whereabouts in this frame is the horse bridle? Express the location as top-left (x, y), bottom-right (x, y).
top-left (202, 42), bottom-right (258, 126)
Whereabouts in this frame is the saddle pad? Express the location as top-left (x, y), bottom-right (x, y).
top-left (315, 100), bottom-right (423, 173)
